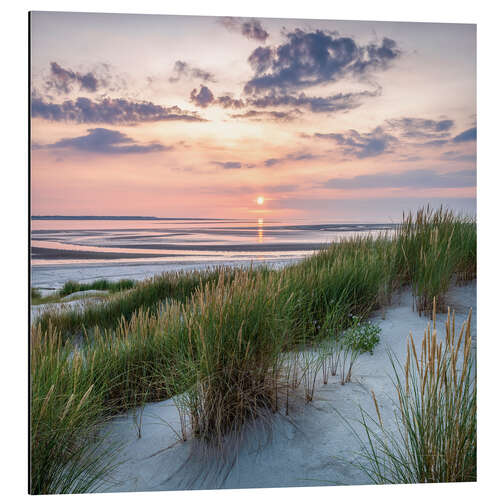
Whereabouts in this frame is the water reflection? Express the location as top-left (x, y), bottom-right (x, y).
top-left (257, 218), bottom-right (264, 243)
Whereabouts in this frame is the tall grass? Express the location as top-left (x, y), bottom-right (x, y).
top-left (395, 206), bottom-right (476, 314)
top-left (30, 207), bottom-right (476, 493)
top-left (36, 267), bottom-right (239, 337)
top-left (173, 270), bottom-right (294, 449)
top-left (344, 300), bottom-right (476, 483)
top-left (282, 235), bottom-right (396, 341)
top-left (30, 324), bottom-right (120, 494)
top-left (59, 278), bottom-right (136, 297)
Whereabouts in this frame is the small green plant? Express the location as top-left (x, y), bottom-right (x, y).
top-left (334, 318), bottom-right (381, 384)
top-left (342, 317), bottom-right (381, 355)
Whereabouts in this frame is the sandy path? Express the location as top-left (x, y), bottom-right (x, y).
top-left (95, 281), bottom-right (476, 493)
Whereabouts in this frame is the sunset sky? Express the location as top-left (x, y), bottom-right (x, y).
top-left (30, 12), bottom-right (476, 221)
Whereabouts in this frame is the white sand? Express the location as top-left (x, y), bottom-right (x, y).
top-left (94, 282), bottom-right (475, 493)
top-left (30, 290), bottom-right (110, 322)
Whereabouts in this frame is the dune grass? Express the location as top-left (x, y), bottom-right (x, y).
top-left (59, 278), bottom-right (136, 297)
top-left (344, 300), bottom-right (476, 483)
top-left (30, 207), bottom-right (476, 493)
top-left (35, 268), bottom-right (240, 338)
top-left (30, 324), bottom-right (121, 494)
top-left (395, 206), bottom-right (476, 314)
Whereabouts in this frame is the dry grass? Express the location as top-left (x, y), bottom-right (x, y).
top-left (345, 298), bottom-right (476, 483)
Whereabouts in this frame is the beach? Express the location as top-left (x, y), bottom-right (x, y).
top-left (95, 281), bottom-right (476, 492)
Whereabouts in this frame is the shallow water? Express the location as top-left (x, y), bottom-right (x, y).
top-left (30, 217), bottom-right (395, 290)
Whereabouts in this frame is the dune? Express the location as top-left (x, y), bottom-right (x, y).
top-left (95, 281), bottom-right (476, 493)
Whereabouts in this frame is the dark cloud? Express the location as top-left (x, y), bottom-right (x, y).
top-left (220, 18), bottom-right (269, 41)
top-left (31, 96), bottom-right (205, 124)
top-left (46, 62), bottom-right (99, 94)
top-left (322, 168), bottom-right (476, 190)
top-left (264, 151), bottom-right (321, 167)
top-left (248, 88), bottom-right (380, 113)
top-left (212, 161), bottom-right (242, 169)
top-left (189, 86), bottom-right (245, 109)
top-left (453, 127), bottom-right (477, 143)
top-left (190, 85), bottom-right (379, 115)
top-left (244, 30), bottom-right (400, 95)
top-left (315, 127), bottom-right (398, 159)
top-left (212, 161), bottom-right (255, 170)
top-left (248, 47), bottom-right (274, 74)
top-left (216, 95), bottom-right (246, 109)
top-left (386, 117), bottom-right (454, 139)
top-left (190, 85), bottom-right (215, 108)
top-left (169, 60), bottom-right (216, 83)
top-left (188, 29), bottom-right (397, 116)
top-left (45, 128), bottom-right (169, 155)
top-left (229, 109), bottom-right (302, 122)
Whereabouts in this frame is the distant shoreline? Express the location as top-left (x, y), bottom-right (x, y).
top-left (31, 215), bottom-right (232, 221)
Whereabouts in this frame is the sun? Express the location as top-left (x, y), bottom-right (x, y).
top-left (256, 196), bottom-right (264, 205)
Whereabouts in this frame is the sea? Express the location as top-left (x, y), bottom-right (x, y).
top-left (30, 217), bottom-right (396, 292)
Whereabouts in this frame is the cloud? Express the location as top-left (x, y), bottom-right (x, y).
top-left (244, 30), bottom-right (400, 94)
top-left (190, 85), bottom-right (215, 107)
top-left (248, 88), bottom-right (380, 113)
top-left (216, 95), bottom-right (246, 109)
top-left (31, 96), bottom-right (205, 124)
top-left (212, 161), bottom-right (256, 170)
top-left (45, 128), bottom-right (169, 155)
top-left (264, 151), bottom-right (321, 167)
top-left (229, 109), bottom-right (302, 121)
top-left (322, 168), bottom-right (476, 190)
top-left (417, 139), bottom-right (449, 147)
top-left (453, 127), bottom-right (477, 143)
top-left (315, 127), bottom-right (398, 158)
top-left (189, 86), bottom-right (246, 109)
top-left (188, 30), bottom-right (397, 116)
top-left (190, 85), bottom-right (380, 115)
top-left (212, 161), bottom-right (242, 169)
top-left (220, 18), bottom-right (269, 41)
top-left (385, 117), bottom-right (454, 138)
top-left (45, 62), bottom-right (99, 94)
top-left (169, 60), bottom-right (216, 83)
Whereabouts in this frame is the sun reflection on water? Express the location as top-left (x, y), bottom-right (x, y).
top-left (257, 218), bottom-right (264, 243)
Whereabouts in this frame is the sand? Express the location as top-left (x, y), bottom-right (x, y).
top-left (31, 259), bottom-right (301, 295)
top-left (95, 281), bottom-right (476, 493)
top-left (30, 290), bottom-right (110, 322)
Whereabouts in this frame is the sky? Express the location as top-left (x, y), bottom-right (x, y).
top-left (30, 12), bottom-right (476, 222)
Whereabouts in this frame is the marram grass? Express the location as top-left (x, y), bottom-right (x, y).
top-left (343, 298), bottom-right (476, 483)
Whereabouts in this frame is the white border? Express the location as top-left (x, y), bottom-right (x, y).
top-left (2, 1), bottom-right (498, 499)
